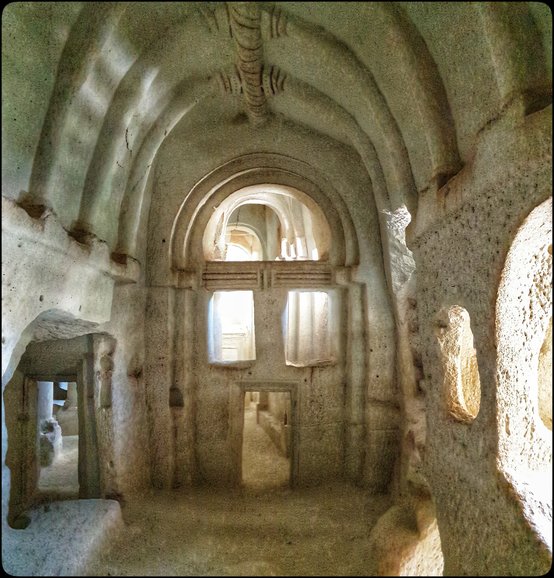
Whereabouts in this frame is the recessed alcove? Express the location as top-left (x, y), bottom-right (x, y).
top-left (435, 306), bottom-right (481, 422)
top-left (496, 198), bottom-right (552, 553)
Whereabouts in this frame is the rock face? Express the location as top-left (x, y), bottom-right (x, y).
top-left (1, 2), bottom-right (552, 576)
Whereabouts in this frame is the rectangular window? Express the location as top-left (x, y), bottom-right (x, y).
top-left (284, 290), bottom-right (337, 367)
top-left (208, 291), bottom-right (256, 363)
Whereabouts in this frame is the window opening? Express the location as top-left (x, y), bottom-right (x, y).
top-left (203, 185), bottom-right (331, 262)
top-left (284, 290), bottom-right (337, 367)
top-left (208, 291), bottom-right (256, 363)
top-left (225, 243), bottom-right (253, 262)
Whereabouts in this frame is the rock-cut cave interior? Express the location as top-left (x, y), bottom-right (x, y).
top-left (1, 2), bottom-right (552, 576)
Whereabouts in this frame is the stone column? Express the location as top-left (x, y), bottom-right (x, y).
top-left (144, 286), bottom-right (175, 489)
top-left (78, 343), bottom-right (100, 498)
top-left (171, 288), bottom-right (196, 488)
top-left (344, 284), bottom-right (366, 482)
top-left (37, 381), bottom-right (53, 424)
top-left (56, 382), bottom-right (79, 436)
top-left (65, 382), bottom-right (78, 408)
top-left (37, 381), bottom-right (62, 466)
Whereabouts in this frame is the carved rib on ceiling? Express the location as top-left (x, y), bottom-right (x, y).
top-left (227, 2), bottom-right (268, 125)
top-left (29, 3), bottom-right (129, 202)
top-left (216, 64), bottom-right (287, 97)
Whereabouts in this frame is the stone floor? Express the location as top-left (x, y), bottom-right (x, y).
top-left (10, 408), bottom-right (391, 576)
top-left (3, 499), bottom-right (123, 576)
top-left (36, 434), bottom-right (79, 500)
top-left (82, 484), bottom-right (390, 576)
top-left (83, 405), bottom-right (390, 575)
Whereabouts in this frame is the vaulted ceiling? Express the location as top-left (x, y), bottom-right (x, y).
top-left (2, 2), bottom-right (551, 260)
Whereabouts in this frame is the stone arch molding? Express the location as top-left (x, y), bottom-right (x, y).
top-left (201, 186), bottom-right (331, 262)
top-left (170, 154), bottom-right (358, 273)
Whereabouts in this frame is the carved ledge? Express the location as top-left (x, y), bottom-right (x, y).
top-left (2, 196), bottom-right (140, 285)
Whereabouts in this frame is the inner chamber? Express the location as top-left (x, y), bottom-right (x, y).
top-left (242, 390), bottom-right (292, 490)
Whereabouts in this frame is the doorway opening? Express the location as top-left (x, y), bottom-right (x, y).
top-left (4, 333), bottom-right (102, 527)
top-left (36, 380), bottom-right (79, 500)
top-left (241, 390), bottom-right (291, 489)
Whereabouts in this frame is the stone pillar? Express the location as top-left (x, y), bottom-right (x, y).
top-left (78, 342), bottom-right (100, 498)
top-left (37, 381), bottom-right (62, 466)
top-left (65, 382), bottom-right (78, 408)
top-left (56, 382), bottom-right (79, 436)
top-left (37, 381), bottom-right (53, 424)
top-left (171, 288), bottom-right (196, 488)
top-left (344, 284), bottom-right (366, 482)
top-left (144, 286), bottom-right (175, 489)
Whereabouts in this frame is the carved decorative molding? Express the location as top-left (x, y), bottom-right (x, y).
top-left (197, 4), bottom-right (219, 34)
top-left (215, 66), bottom-right (243, 96)
top-left (262, 64), bottom-right (286, 96)
top-left (216, 64), bottom-right (286, 98)
top-left (201, 261), bottom-right (338, 290)
top-left (227, 2), bottom-right (268, 125)
top-left (266, 5), bottom-right (288, 39)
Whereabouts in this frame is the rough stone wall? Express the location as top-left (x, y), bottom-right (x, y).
top-left (410, 106), bottom-right (552, 575)
top-left (1, 3), bottom-right (551, 575)
top-left (1, 204), bottom-right (148, 523)
top-left (95, 284), bottom-right (151, 497)
top-left (3, 371), bottom-right (38, 524)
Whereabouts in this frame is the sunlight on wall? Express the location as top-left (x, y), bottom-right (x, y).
top-left (538, 316), bottom-right (552, 431)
